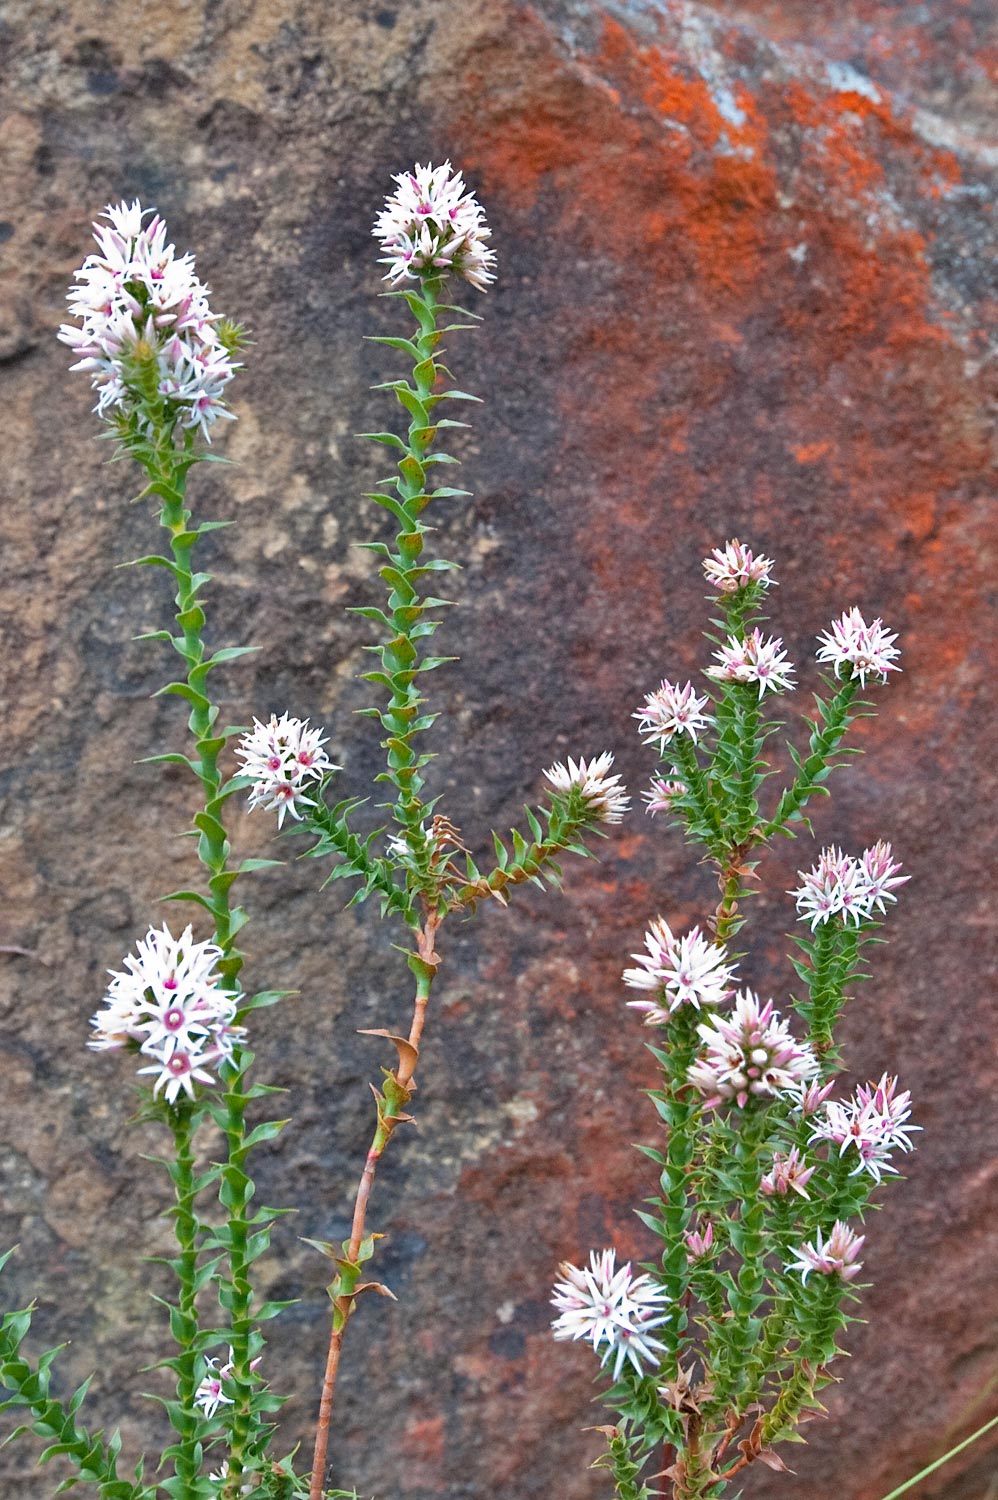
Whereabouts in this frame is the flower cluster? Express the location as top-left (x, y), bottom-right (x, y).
top-left (687, 990), bottom-right (818, 1108)
top-left (550, 1249), bottom-right (670, 1379)
top-left (705, 629), bottom-right (795, 697)
top-left (89, 924), bottom-right (242, 1104)
top-left (373, 160), bottom-right (496, 290)
top-left (236, 713), bottom-right (337, 828)
top-left (543, 752), bottom-right (630, 825)
top-left (703, 539), bottom-right (775, 593)
top-left (816, 607), bottom-right (901, 687)
top-left (786, 1221), bottom-right (865, 1283)
top-left (58, 200), bottom-right (238, 439)
top-left (810, 1074), bottom-right (918, 1183)
top-left (642, 776), bottom-right (687, 816)
top-left (623, 918), bottom-right (736, 1020)
top-left (634, 679), bottom-right (712, 749)
top-left (791, 842), bottom-right (907, 930)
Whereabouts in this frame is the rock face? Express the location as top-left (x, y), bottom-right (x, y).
top-left (1, 2), bottom-right (996, 1498)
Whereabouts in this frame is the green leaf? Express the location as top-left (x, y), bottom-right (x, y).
top-left (357, 431), bottom-right (407, 450)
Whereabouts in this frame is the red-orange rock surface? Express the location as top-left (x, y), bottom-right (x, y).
top-left (1, 2), bottom-right (995, 1498)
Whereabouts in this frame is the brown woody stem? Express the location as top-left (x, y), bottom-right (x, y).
top-left (308, 912), bottom-right (440, 1500)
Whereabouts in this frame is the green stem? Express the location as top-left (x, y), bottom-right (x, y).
top-left (167, 1107), bottom-right (202, 1492)
top-left (650, 1009), bottom-right (702, 1377)
top-left (139, 436), bottom-right (261, 1491)
top-left (606, 1427), bottom-right (652, 1500)
top-left (705, 1108), bottom-right (771, 1416)
top-left (730, 686), bottom-right (761, 845)
top-left (758, 1276), bottom-right (844, 1446)
top-left (764, 677), bottom-right (859, 839)
top-left (795, 919), bottom-right (858, 1072)
top-left (876, 1414), bottom-right (998, 1500)
top-left (359, 273), bottom-right (474, 893)
top-left (669, 736), bottom-right (724, 853)
top-left (218, 1057), bottom-right (258, 1497)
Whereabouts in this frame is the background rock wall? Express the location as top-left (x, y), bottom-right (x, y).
top-left (1, 1), bottom-right (996, 1496)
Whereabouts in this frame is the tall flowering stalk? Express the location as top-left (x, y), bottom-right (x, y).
top-left (553, 541), bottom-right (914, 1499)
top-left (232, 161), bottom-right (629, 1499)
top-left (0, 201), bottom-right (305, 1500)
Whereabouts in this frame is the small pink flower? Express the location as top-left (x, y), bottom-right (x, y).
top-left (810, 1074), bottom-right (918, 1183)
top-left (786, 1221), bottom-right (865, 1283)
top-left (634, 680), bottom-right (712, 748)
top-left (236, 713), bottom-right (338, 828)
top-left (543, 752), bottom-right (629, 825)
top-left (688, 990), bottom-right (818, 1108)
top-left (623, 918), bottom-right (736, 1020)
top-left (705, 630), bottom-right (795, 697)
top-left (551, 1249), bottom-right (670, 1380)
top-left (642, 777), bottom-right (687, 816)
top-left (684, 1222), bottom-right (714, 1258)
top-left (816, 608), bottom-right (900, 688)
top-left (761, 1147), bottom-right (817, 1199)
top-left (703, 539), bottom-right (775, 593)
top-left (373, 161), bottom-right (495, 290)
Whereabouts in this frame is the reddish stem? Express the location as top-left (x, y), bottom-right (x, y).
top-left (308, 914), bottom-right (440, 1500)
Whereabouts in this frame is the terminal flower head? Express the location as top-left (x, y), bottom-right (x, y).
top-left (787, 1221), bottom-right (865, 1283)
top-left (635, 680), bottom-right (712, 749)
top-left (551, 1249), bottom-right (670, 1380)
top-left (705, 629), bottom-right (795, 697)
top-left (624, 918), bottom-right (736, 1021)
top-left (374, 160), bottom-right (496, 290)
top-left (543, 752), bottom-right (629, 825)
top-left (90, 924), bottom-right (243, 1104)
top-left (688, 990), bottom-right (818, 1108)
top-left (792, 844), bottom-right (906, 929)
top-left (59, 200), bottom-right (239, 437)
top-left (810, 1074), bottom-right (918, 1183)
top-left (236, 713), bottom-right (338, 827)
top-left (703, 539), bottom-right (775, 594)
top-left (816, 608), bottom-right (900, 687)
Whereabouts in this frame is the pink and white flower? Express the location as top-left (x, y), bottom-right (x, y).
top-left (687, 990), bottom-right (818, 1108)
top-left (816, 608), bottom-right (900, 688)
top-left (373, 161), bottom-right (496, 290)
top-left (703, 539), bottom-right (775, 593)
top-left (543, 752), bottom-right (629, 825)
top-left (624, 918), bottom-right (736, 1021)
top-left (786, 1221), bottom-right (865, 1283)
top-left (59, 200), bottom-right (238, 436)
top-left (236, 713), bottom-right (338, 828)
top-left (809, 1074), bottom-right (918, 1183)
top-left (551, 1249), bottom-right (670, 1379)
top-left (642, 777), bottom-right (688, 816)
top-left (684, 1222), bottom-right (715, 1259)
top-left (705, 630), bottom-right (795, 697)
top-left (194, 1347), bottom-right (263, 1421)
top-left (858, 841), bottom-right (908, 915)
top-left (792, 844), bottom-right (907, 929)
top-left (634, 680), bottom-right (712, 749)
top-left (90, 924), bottom-right (243, 1105)
top-left (760, 1147), bottom-right (817, 1200)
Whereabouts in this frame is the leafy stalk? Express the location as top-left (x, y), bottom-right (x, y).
top-left (764, 676), bottom-right (861, 839)
top-left (127, 423), bottom-right (272, 1493)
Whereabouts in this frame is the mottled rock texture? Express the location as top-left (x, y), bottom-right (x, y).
top-left (1, 1), bottom-right (996, 1497)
